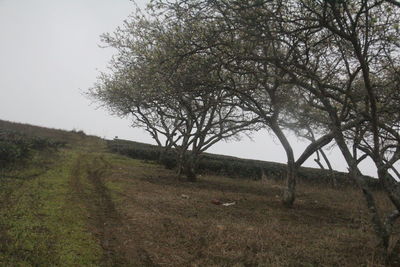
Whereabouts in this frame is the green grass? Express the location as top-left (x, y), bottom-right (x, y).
top-left (0, 150), bottom-right (102, 266)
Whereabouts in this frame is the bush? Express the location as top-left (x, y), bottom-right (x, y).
top-left (30, 136), bottom-right (66, 151)
top-left (159, 151), bottom-right (177, 169)
top-left (0, 141), bottom-right (30, 168)
top-left (0, 129), bottom-right (66, 169)
top-left (70, 129), bottom-right (86, 137)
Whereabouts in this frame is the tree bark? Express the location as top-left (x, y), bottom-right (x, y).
top-left (377, 167), bottom-right (400, 211)
top-left (319, 149), bottom-right (337, 188)
top-left (270, 121), bottom-right (297, 208)
top-left (176, 149), bottom-right (186, 178)
top-left (283, 164), bottom-right (297, 208)
top-left (184, 153), bottom-right (198, 182)
top-left (334, 130), bottom-right (390, 252)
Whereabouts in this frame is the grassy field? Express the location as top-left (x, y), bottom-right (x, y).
top-left (0, 119), bottom-right (398, 266)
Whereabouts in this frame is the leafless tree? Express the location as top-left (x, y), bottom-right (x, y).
top-left (89, 8), bottom-right (259, 181)
top-left (270, 0), bottom-right (400, 255)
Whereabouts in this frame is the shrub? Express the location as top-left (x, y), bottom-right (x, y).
top-left (0, 141), bottom-right (31, 168)
top-left (0, 129), bottom-right (66, 169)
top-left (30, 136), bottom-right (66, 150)
top-left (159, 151), bottom-right (177, 169)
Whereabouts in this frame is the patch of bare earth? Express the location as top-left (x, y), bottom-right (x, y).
top-left (96, 158), bottom-right (398, 267)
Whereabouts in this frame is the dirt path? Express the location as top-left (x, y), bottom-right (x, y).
top-left (69, 153), bottom-right (130, 266)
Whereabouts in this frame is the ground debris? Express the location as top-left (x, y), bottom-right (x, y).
top-left (211, 199), bottom-right (236, 206)
top-left (180, 194), bottom-right (189, 199)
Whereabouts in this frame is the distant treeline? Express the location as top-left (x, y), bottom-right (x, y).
top-left (108, 139), bottom-right (381, 189)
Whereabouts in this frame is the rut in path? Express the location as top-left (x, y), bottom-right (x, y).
top-left (69, 154), bottom-right (127, 266)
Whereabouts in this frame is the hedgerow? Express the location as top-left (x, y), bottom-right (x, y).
top-left (107, 138), bottom-right (381, 188)
top-left (0, 129), bottom-right (66, 169)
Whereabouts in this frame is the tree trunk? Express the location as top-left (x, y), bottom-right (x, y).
top-left (283, 164), bottom-right (297, 208)
top-left (360, 181), bottom-right (390, 251)
top-left (319, 148), bottom-right (337, 188)
top-left (377, 167), bottom-right (400, 211)
top-left (175, 148), bottom-right (186, 178)
top-left (334, 132), bottom-right (390, 253)
top-left (270, 121), bottom-right (297, 208)
top-left (184, 154), bottom-right (198, 182)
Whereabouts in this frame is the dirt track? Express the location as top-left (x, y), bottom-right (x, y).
top-left (69, 154), bottom-right (130, 266)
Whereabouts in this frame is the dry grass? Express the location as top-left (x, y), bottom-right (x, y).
top-left (101, 154), bottom-right (399, 266)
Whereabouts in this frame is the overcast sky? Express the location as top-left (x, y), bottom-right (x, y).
top-left (0, 0), bottom-right (378, 177)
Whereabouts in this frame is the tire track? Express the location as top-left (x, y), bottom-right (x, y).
top-left (69, 154), bottom-right (127, 266)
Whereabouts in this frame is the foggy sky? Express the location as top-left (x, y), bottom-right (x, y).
top-left (0, 0), bottom-right (378, 177)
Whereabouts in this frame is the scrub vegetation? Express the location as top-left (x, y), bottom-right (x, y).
top-left (0, 119), bottom-right (399, 266)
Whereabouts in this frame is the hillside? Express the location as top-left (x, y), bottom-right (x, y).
top-left (0, 119), bottom-right (397, 266)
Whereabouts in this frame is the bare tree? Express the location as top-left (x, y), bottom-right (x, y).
top-left (164, 0), bottom-right (400, 253)
top-left (268, 0), bottom-right (400, 255)
top-left (89, 7), bottom-right (259, 181)
top-left (160, 0), bottom-right (362, 207)
top-left (148, 0), bottom-right (400, 256)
